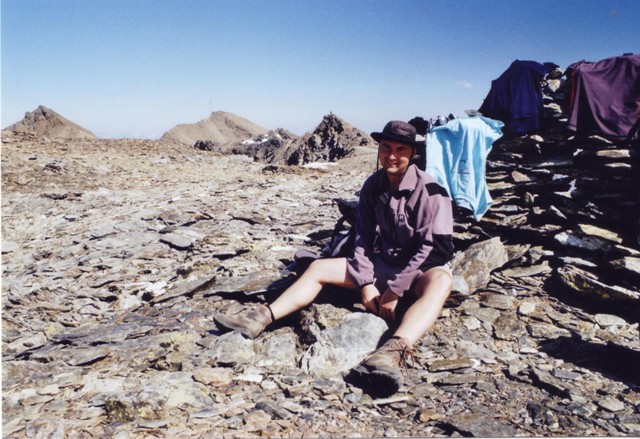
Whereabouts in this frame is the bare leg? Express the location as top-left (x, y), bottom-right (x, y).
top-left (392, 267), bottom-right (452, 346)
top-left (269, 257), bottom-right (357, 320)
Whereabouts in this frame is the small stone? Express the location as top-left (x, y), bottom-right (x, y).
top-left (552, 369), bottom-right (581, 380)
top-left (462, 316), bottom-right (481, 330)
top-left (243, 409), bottom-right (272, 432)
top-left (518, 302), bottom-right (536, 315)
top-left (192, 367), bottom-right (234, 387)
top-left (594, 313), bottom-right (627, 327)
top-left (418, 408), bottom-right (442, 423)
top-left (493, 313), bottom-right (527, 341)
top-left (160, 233), bottom-right (194, 250)
top-left (597, 398), bottom-right (625, 412)
top-left (37, 384), bottom-right (60, 395)
top-left (429, 358), bottom-right (474, 372)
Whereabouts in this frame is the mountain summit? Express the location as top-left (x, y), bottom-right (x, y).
top-left (160, 111), bottom-right (268, 146)
top-left (5, 105), bottom-right (97, 139)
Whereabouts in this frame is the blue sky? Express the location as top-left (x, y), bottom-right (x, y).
top-left (2, 0), bottom-right (638, 139)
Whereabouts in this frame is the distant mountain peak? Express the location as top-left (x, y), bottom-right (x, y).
top-left (5, 106), bottom-right (96, 139)
top-left (160, 111), bottom-right (268, 146)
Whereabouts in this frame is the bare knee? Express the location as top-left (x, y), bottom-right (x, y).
top-left (302, 257), bottom-right (351, 287)
top-left (413, 268), bottom-right (452, 299)
top-left (305, 258), bottom-right (334, 277)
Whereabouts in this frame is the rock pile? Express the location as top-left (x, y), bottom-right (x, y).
top-left (463, 71), bottom-right (640, 307)
top-left (226, 128), bottom-right (299, 163)
top-left (274, 113), bottom-right (377, 165)
top-left (197, 112), bottom-right (377, 166)
top-left (2, 98), bottom-right (640, 437)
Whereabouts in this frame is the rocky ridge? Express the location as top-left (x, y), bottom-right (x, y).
top-left (2, 116), bottom-right (639, 437)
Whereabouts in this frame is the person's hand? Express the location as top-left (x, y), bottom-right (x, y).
top-left (379, 288), bottom-right (399, 322)
top-left (360, 284), bottom-right (381, 315)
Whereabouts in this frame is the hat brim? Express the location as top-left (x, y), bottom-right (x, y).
top-left (371, 131), bottom-right (423, 146)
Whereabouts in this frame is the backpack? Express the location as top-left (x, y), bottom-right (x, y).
top-left (290, 198), bottom-right (358, 275)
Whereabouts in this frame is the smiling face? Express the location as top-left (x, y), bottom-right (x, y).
top-left (378, 139), bottom-right (415, 179)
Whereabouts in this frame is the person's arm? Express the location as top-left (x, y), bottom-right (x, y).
top-left (361, 284), bottom-right (382, 314)
top-left (387, 182), bottom-right (454, 297)
top-left (347, 174), bottom-right (381, 310)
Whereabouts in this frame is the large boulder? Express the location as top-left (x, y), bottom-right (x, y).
top-left (299, 309), bottom-right (388, 379)
top-left (451, 237), bottom-right (510, 294)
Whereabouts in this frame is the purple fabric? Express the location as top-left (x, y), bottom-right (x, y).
top-left (567, 54), bottom-right (640, 139)
top-left (347, 164), bottom-right (454, 297)
top-left (478, 60), bottom-right (551, 135)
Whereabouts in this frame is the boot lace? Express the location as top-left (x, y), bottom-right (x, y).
top-left (365, 338), bottom-right (416, 377)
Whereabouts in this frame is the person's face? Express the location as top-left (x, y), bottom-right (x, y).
top-left (379, 140), bottom-right (414, 177)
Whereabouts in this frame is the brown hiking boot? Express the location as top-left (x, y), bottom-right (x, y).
top-left (212, 304), bottom-right (273, 340)
top-left (348, 336), bottom-right (414, 397)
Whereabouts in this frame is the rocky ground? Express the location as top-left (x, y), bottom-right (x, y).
top-left (2, 128), bottom-right (640, 438)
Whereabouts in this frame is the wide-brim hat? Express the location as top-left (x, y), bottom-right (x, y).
top-left (371, 120), bottom-right (423, 147)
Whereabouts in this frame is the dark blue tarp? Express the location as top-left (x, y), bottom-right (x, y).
top-left (478, 60), bottom-right (552, 135)
top-left (567, 53), bottom-right (640, 139)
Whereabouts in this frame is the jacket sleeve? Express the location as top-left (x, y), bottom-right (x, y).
top-left (346, 175), bottom-right (378, 289)
top-left (387, 182), bottom-right (454, 296)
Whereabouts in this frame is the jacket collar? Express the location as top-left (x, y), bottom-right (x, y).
top-left (376, 163), bottom-right (419, 196)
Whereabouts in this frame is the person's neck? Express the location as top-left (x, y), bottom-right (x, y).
top-left (387, 173), bottom-right (404, 194)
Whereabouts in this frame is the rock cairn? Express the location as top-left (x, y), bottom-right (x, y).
top-left (465, 68), bottom-right (640, 307)
top-left (2, 93), bottom-right (640, 437)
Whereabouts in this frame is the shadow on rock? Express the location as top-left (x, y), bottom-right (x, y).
top-left (538, 335), bottom-right (640, 387)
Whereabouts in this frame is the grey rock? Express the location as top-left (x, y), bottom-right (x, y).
top-left (208, 332), bottom-right (255, 366)
top-left (493, 313), bottom-right (527, 341)
top-left (531, 367), bottom-right (573, 398)
top-left (455, 340), bottom-right (497, 362)
top-left (443, 413), bottom-right (518, 437)
top-left (555, 231), bottom-right (614, 252)
top-left (594, 313), bottom-right (627, 327)
top-left (160, 233), bottom-right (194, 250)
top-left (300, 312), bottom-right (388, 378)
top-left (254, 330), bottom-right (298, 368)
top-left (597, 398), bottom-right (625, 412)
top-left (429, 358), bottom-right (475, 372)
top-left (452, 237), bottom-right (509, 294)
top-left (557, 265), bottom-right (640, 302)
top-left (2, 240), bottom-right (19, 254)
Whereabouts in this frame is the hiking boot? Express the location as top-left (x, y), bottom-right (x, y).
top-left (347, 336), bottom-right (413, 398)
top-left (212, 304), bottom-right (272, 340)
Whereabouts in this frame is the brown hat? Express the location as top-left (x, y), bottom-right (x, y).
top-left (371, 120), bottom-right (422, 146)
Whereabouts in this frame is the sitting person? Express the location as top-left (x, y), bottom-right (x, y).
top-left (213, 120), bottom-right (454, 396)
